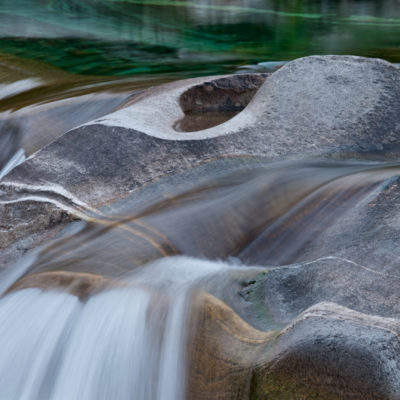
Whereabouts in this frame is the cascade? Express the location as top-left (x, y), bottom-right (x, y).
top-left (0, 155), bottom-right (399, 399)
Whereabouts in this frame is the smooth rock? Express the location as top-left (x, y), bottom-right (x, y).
top-left (189, 295), bottom-right (400, 400)
top-left (1, 55), bottom-right (400, 398)
top-left (241, 257), bottom-right (400, 327)
top-left (287, 174), bottom-right (400, 276)
top-left (252, 302), bottom-right (400, 400)
top-left (241, 171), bottom-right (400, 277)
top-left (1, 54), bottom-right (399, 268)
top-left (86, 54), bottom-right (400, 154)
top-left (3, 55), bottom-right (400, 210)
top-left (5, 159), bottom-right (396, 277)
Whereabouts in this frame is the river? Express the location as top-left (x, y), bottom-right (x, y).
top-left (1, 1), bottom-right (400, 399)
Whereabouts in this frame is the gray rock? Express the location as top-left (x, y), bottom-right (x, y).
top-left (189, 297), bottom-right (400, 400)
top-left (234, 162), bottom-right (400, 328)
top-left (250, 55), bottom-right (400, 158)
top-left (80, 55), bottom-right (400, 157)
top-left (252, 302), bottom-right (400, 400)
top-left (297, 175), bottom-right (400, 277)
top-left (2, 56), bottom-right (400, 208)
top-left (244, 172), bottom-right (400, 277)
top-left (0, 200), bottom-right (76, 269)
top-left (1, 159), bottom-right (365, 274)
top-left (1, 55), bottom-right (400, 397)
top-left (241, 257), bottom-right (400, 328)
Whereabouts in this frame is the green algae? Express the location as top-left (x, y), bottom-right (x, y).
top-left (240, 270), bottom-right (283, 331)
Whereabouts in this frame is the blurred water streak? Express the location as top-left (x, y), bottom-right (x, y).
top-left (0, 256), bottom-right (248, 400)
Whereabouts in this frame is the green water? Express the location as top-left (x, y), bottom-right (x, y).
top-left (1, 0), bottom-right (400, 77)
top-left (0, 0), bottom-right (399, 156)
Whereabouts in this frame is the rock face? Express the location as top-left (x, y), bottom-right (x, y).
top-left (2, 56), bottom-right (400, 207)
top-left (282, 173), bottom-right (400, 276)
top-left (85, 55), bottom-right (400, 154)
top-left (236, 168), bottom-right (400, 323)
top-left (1, 55), bottom-right (400, 266)
top-left (251, 302), bottom-right (400, 400)
top-left (1, 55), bottom-right (400, 399)
top-left (251, 55), bottom-right (400, 157)
top-left (189, 295), bottom-right (400, 400)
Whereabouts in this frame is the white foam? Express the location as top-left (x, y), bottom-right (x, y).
top-left (0, 256), bottom-right (245, 400)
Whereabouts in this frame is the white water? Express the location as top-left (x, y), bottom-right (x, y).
top-left (0, 79), bottom-right (42, 100)
top-left (0, 148), bottom-right (25, 180)
top-left (0, 256), bottom-right (241, 400)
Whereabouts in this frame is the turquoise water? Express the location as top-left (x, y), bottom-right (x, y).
top-left (1, 0), bottom-right (400, 77)
top-left (0, 0), bottom-right (399, 157)
top-left (0, 4), bottom-right (399, 397)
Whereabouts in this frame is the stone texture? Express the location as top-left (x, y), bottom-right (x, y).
top-left (285, 174), bottom-right (400, 276)
top-left (187, 292), bottom-right (274, 400)
top-left (85, 55), bottom-right (400, 154)
top-left (189, 295), bottom-right (400, 400)
top-left (241, 257), bottom-right (400, 327)
top-left (2, 56), bottom-right (400, 209)
top-left (249, 55), bottom-right (400, 157)
top-left (5, 159), bottom-right (394, 278)
top-left (252, 302), bottom-right (400, 400)
top-left (179, 73), bottom-right (267, 113)
top-left (2, 55), bottom-right (400, 399)
top-left (0, 200), bottom-right (74, 269)
top-left (239, 169), bottom-right (400, 278)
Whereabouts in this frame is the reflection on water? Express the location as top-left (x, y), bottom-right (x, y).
top-left (0, 55), bottom-right (179, 158)
top-left (0, 0), bottom-right (399, 164)
top-left (1, 0), bottom-right (400, 78)
top-left (1, 156), bottom-right (400, 399)
top-left (174, 110), bottom-right (241, 132)
top-left (1, 2), bottom-right (400, 398)
top-left (3, 158), bottom-right (397, 282)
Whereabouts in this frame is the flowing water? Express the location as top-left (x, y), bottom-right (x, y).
top-left (1, 0), bottom-right (400, 160)
top-left (1, 1), bottom-right (400, 399)
top-left (1, 158), bottom-right (400, 398)
top-left (0, 256), bottom-right (249, 400)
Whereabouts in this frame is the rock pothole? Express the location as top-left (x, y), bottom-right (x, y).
top-left (174, 73), bottom-right (268, 132)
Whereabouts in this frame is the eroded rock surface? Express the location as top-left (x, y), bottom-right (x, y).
top-left (3, 56), bottom-right (400, 206)
top-left (252, 302), bottom-right (400, 400)
top-left (2, 55), bottom-right (400, 399)
top-left (189, 296), bottom-right (400, 400)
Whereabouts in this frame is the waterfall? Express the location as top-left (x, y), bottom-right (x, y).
top-left (0, 256), bottom-right (242, 400)
top-left (1, 158), bottom-right (400, 399)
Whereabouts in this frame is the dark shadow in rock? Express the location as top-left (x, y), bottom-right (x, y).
top-left (174, 73), bottom-right (268, 132)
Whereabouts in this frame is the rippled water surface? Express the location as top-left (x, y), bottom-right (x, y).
top-left (1, 0), bottom-right (399, 155)
top-left (1, 2), bottom-right (400, 399)
top-left (2, 0), bottom-right (400, 78)
top-left (1, 157), bottom-right (400, 399)
top-left (2, 0), bottom-right (400, 75)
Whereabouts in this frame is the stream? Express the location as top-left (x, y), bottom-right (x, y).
top-left (1, 1), bottom-right (400, 399)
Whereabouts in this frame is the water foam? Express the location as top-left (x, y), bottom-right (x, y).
top-left (0, 256), bottom-right (241, 400)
